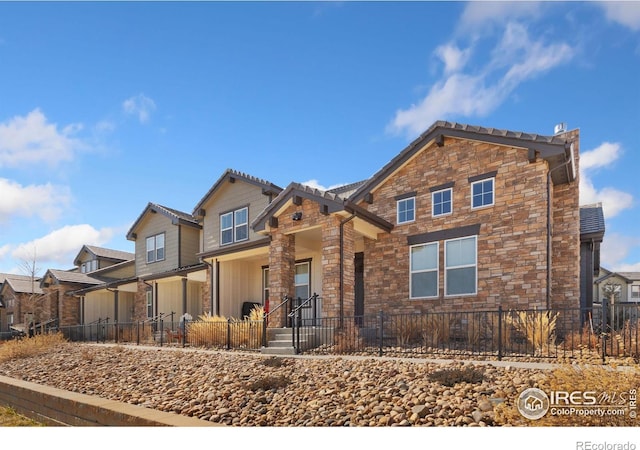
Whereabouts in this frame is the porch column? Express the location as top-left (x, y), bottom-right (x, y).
top-left (182, 277), bottom-right (188, 316)
top-left (322, 216), bottom-right (355, 320)
top-left (113, 290), bottom-right (119, 323)
top-left (269, 232), bottom-right (295, 328)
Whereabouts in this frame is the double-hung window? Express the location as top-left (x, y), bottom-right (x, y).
top-left (221, 207), bottom-right (249, 245)
top-left (146, 233), bottom-right (165, 263)
top-left (146, 290), bottom-right (153, 318)
top-left (432, 188), bottom-right (452, 217)
top-left (632, 285), bottom-right (640, 299)
top-left (397, 195), bottom-right (415, 224)
top-left (471, 177), bottom-right (494, 209)
top-left (410, 243), bottom-right (438, 298)
top-left (445, 236), bottom-right (477, 296)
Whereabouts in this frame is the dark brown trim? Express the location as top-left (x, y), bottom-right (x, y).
top-left (468, 171), bottom-right (497, 184)
top-left (394, 191), bottom-right (417, 201)
top-left (429, 181), bottom-right (455, 192)
top-left (197, 237), bottom-right (271, 260)
top-left (364, 193), bottom-right (374, 204)
top-left (408, 223), bottom-right (481, 246)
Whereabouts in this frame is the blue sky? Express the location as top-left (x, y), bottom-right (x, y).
top-left (0, 1), bottom-right (639, 276)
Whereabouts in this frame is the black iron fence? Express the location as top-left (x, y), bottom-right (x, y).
top-left (30, 299), bottom-right (640, 363)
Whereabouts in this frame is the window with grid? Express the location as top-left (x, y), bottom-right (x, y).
top-left (397, 197), bottom-right (415, 224)
top-left (432, 188), bottom-right (452, 217)
top-left (471, 178), bottom-right (494, 209)
top-left (221, 207), bottom-right (249, 245)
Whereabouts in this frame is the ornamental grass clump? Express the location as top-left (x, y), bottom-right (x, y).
top-left (187, 306), bottom-right (264, 349)
top-left (0, 332), bottom-right (66, 363)
top-left (505, 310), bottom-right (558, 354)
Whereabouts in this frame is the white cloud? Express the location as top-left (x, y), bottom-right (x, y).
top-left (388, 22), bottom-right (574, 137)
top-left (435, 44), bottom-right (472, 74)
top-left (0, 109), bottom-right (84, 168)
top-left (600, 233), bottom-right (640, 272)
top-left (579, 142), bottom-right (633, 218)
top-left (0, 178), bottom-right (72, 223)
top-left (458, 1), bottom-right (543, 35)
top-left (123, 94), bottom-right (156, 124)
top-left (10, 225), bottom-right (115, 267)
top-left (598, 1), bottom-right (640, 31)
top-left (301, 179), bottom-right (346, 192)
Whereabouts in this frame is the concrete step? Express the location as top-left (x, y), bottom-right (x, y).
top-left (260, 346), bottom-right (297, 355)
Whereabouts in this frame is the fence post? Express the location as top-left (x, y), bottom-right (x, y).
top-left (497, 306), bottom-right (503, 361)
top-left (159, 318), bottom-right (164, 347)
top-left (262, 312), bottom-right (267, 348)
top-left (137, 321), bottom-right (140, 345)
top-left (226, 318), bottom-right (231, 350)
top-left (378, 310), bottom-right (384, 357)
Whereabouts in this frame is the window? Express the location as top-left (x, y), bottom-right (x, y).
top-left (432, 188), bottom-right (452, 217)
top-left (410, 243), bottom-right (438, 298)
top-left (632, 285), bottom-right (640, 299)
top-left (81, 260), bottom-right (98, 273)
top-left (294, 261), bottom-right (310, 302)
top-left (146, 290), bottom-right (153, 318)
top-left (445, 236), bottom-right (477, 296)
top-left (471, 178), bottom-right (494, 209)
top-left (146, 233), bottom-right (165, 263)
top-left (221, 207), bottom-right (249, 245)
top-left (397, 197), bottom-right (415, 224)
top-left (7, 313), bottom-right (13, 327)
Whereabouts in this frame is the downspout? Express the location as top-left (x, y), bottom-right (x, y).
top-left (339, 212), bottom-right (357, 326)
top-left (546, 153), bottom-right (573, 309)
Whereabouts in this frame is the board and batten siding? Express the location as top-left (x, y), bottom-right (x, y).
top-left (201, 180), bottom-right (272, 253)
top-left (83, 291), bottom-right (135, 324)
top-left (155, 279), bottom-right (203, 318)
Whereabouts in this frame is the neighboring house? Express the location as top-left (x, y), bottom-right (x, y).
top-left (595, 268), bottom-right (640, 304)
top-left (68, 246), bottom-right (137, 324)
top-left (0, 274), bottom-right (43, 332)
top-left (579, 203), bottom-right (605, 312)
top-left (192, 169), bottom-right (282, 318)
top-left (125, 202), bottom-right (206, 322)
top-left (39, 246), bottom-right (136, 327)
top-left (253, 121), bottom-right (580, 326)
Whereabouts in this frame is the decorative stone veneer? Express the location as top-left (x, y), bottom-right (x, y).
top-left (357, 135), bottom-right (580, 315)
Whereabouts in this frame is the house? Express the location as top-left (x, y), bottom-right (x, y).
top-left (38, 246), bottom-right (135, 327)
top-left (579, 203), bottom-right (605, 312)
top-left (0, 273), bottom-right (43, 333)
top-left (252, 121), bottom-right (581, 327)
top-left (595, 268), bottom-right (640, 304)
top-left (192, 169), bottom-right (282, 319)
top-left (125, 202), bottom-right (207, 322)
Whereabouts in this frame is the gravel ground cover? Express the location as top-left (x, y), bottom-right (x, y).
top-left (0, 343), bottom-right (556, 427)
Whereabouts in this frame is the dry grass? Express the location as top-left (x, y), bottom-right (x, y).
top-left (333, 324), bottom-right (363, 353)
top-left (0, 406), bottom-right (43, 426)
top-left (0, 333), bottom-right (66, 363)
top-left (186, 306), bottom-right (264, 349)
top-left (495, 362), bottom-right (640, 426)
top-left (505, 310), bottom-right (558, 354)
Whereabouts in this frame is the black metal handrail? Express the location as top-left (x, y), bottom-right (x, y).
top-left (262, 295), bottom-right (291, 346)
top-left (289, 293), bottom-right (319, 353)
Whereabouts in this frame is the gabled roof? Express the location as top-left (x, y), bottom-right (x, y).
top-left (126, 202), bottom-right (201, 240)
top-left (193, 168), bottom-right (283, 217)
top-left (40, 268), bottom-right (104, 287)
top-left (580, 203), bottom-right (605, 242)
top-left (595, 267), bottom-right (640, 284)
top-left (251, 182), bottom-right (393, 236)
top-left (73, 245), bottom-right (134, 267)
top-left (349, 120), bottom-right (577, 204)
top-left (1, 276), bottom-right (44, 295)
top-left (0, 273), bottom-right (32, 284)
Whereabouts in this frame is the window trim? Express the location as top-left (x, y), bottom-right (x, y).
top-left (409, 242), bottom-right (439, 299)
top-left (146, 233), bottom-right (166, 264)
top-left (220, 206), bottom-right (249, 246)
top-left (146, 290), bottom-right (153, 318)
top-left (294, 259), bottom-right (312, 306)
top-left (432, 187), bottom-right (453, 217)
top-left (631, 285), bottom-right (640, 299)
top-left (470, 177), bottom-right (495, 210)
top-left (397, 196), bottom-right (416, 225)
top-left (444, 235), bottom-right (478, 297)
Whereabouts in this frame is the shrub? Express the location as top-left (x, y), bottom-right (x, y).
top-left (261, 356), bottom-right (289, 368)
top-left (0, 333), bottom-right (66, 363)
top-left (427, 365), bottom-right (485, 387)
top-left (333, 324), bottom-right (363, 353)
top-left (186, 310), bottom-right (263, 349)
